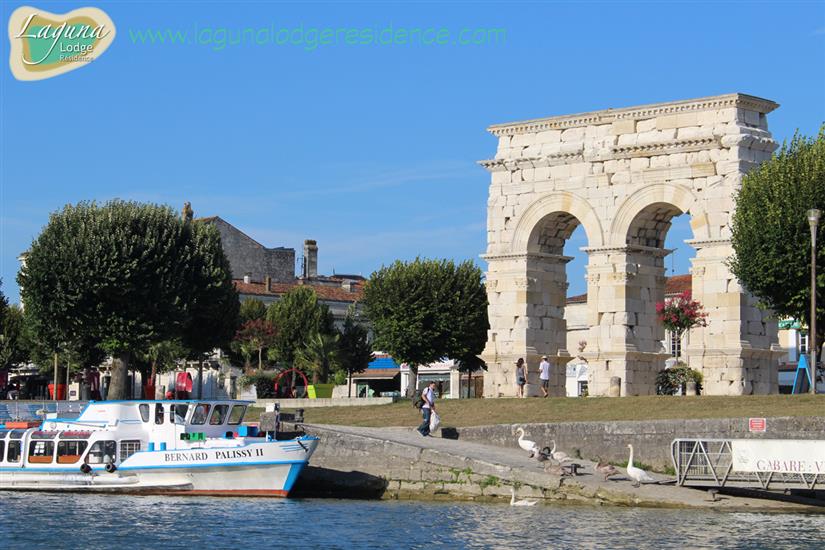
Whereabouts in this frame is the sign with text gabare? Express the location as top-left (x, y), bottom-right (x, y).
top-left (731, 440), bottom-right (825, 474)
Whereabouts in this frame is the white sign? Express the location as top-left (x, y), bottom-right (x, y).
top-left (731, 440), bottom-right (825, 474)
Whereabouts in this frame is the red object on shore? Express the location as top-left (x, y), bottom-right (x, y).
top-left (47, 383), bottom-right (67, 400)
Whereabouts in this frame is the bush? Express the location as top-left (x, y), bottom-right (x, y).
top-left (238, 371), bottom-right (278, 398)
top-left (656, 364), bottom-right (703, 395)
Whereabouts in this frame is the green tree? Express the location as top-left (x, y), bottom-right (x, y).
top-left (363, 258), bottom-right (489, 396)
top-left (18, 200), bottom-right (238, 399)
top-left (140, 339), bottom-right (187, 398)
top-left (266, 286), bottom-right (334, 366)
top-left (730, 126), bottom-right (825, 351)
top-left (232, 319), bottom-right (278, 372)
top-left (0, 304), bottom-right (28, 370)
top-left (295, 332), bottom-right (340, 384)
top-left (338, 306), bottom-right (373, 396)
top-left (239, 298), bottom-right (268, 324)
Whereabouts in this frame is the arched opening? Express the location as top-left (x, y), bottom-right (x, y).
top-left (522, 211), bottom-right (588, 397)
top-left (622, 202), bottom-right (697, 393)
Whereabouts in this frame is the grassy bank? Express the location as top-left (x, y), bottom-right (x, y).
top-left (273, 394), bottom-right (825, 428)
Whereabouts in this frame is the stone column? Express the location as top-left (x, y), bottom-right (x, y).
top-left (482, 253), bottom-right (571, 397)
top-left (686, 239), bottom-right (780, 395)
top-left (584, 246), bottom-right (670, 396)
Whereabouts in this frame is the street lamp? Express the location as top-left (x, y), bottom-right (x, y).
top-left (808, 208), bottom-right (821, 395)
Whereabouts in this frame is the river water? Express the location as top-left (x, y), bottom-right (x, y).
top-left (2, 492), bottom-right (823, 549)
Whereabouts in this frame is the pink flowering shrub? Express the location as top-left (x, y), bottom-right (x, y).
top-left (656, 291), bottom-right (708, 335)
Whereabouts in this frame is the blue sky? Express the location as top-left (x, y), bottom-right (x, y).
top-left (1, 1), bottom-right (824, 304)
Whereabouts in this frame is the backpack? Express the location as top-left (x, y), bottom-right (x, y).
top-left (412, 390), bottom-right (424, 409)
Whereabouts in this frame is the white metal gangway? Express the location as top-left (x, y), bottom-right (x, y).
top-left (672, 439), bottom-right (825, 491)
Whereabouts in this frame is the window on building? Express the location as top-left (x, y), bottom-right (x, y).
top-left (139, 404), bottom-right (150, 423)
top-left (669, 331), bottom-right (682, 358)
top-left (227, 405), bottom-right (246, 425)
top-left (28, 440), bottom-right (55, 463)
top-left (87, 440), bottom-right (117, 464)
top-left (209, 404), bottom-right (229, 425)
top-left (57, 440), bottom-right (88, 464)
top-left (191, 404), bottom-right (211, 425)
top-left (120, 440), bottom-right (142, 461)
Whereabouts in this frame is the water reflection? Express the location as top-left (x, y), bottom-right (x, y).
top-left (1, 493), bottom-right (823, 549)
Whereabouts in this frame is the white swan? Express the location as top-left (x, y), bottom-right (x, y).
top-left (626, 444), bottom-right (654, 487)
top-left (516, 427), bottom-right (539, 456)
top-left (510, 486), bottom-right (538, 506)
top-left (549, 440), bottom-right (570, 463)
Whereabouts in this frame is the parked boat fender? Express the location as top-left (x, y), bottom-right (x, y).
top-left (105, 463), bottom-right (117, 473)
top-left (80, 464), bottom-right (92, 474)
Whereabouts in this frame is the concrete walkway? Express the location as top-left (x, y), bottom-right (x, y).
top-left (302, 423), bottom-right (819, 511)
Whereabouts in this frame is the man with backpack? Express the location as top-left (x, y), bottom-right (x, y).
top-left (416, 381), bottom-right (437, 436)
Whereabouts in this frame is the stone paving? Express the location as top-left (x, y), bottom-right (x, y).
top-left (305, 423), bottom-right (816, 511)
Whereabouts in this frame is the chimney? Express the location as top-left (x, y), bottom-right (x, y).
top-left (243, 272), bottom-right (252, 284)
top-left (304, 240), bottom-right (318, 279)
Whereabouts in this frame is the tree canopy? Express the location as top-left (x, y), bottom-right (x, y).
top-left (363, 258), bottom-right (488, 375)
top-left (18, 200), bottom-right (238, 399)
top-left (266, 286), bottom-right (334, 366)
top-left (338, 306), bottom-right (373, 396)
top-left (0, 280), bottom-right (28, 370)
top-left (730, 126), bottom-right (825, 347)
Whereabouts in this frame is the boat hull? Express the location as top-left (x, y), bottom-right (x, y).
top-left (0, 437), bottom-right (318, 497)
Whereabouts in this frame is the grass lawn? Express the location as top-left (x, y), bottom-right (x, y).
top-left (268, 394), bottom-right (825, 428)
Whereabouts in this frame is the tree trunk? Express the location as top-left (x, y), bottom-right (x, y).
top-left (257, 347), bottom-right (263, 372)
top-left (467, 369), bottom-right (472, 399)
top-left (108, 351), bottom-right (131, 400)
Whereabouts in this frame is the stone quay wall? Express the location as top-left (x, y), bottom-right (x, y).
top-left (454, 417), bottom-right (825, 471)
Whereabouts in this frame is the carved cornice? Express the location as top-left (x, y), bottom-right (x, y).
top-left (611, 137), bottom-right (720, 158)
top-left (478, 136), bottom-right (723, 172)
top-left (582, 244), bottom-right (671, 257)
top-left (487, 93), bottom-right (779, 137)
top-left (482, 252), bottom-right (574, 263)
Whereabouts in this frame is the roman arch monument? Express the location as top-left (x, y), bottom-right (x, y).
top-left (480, 93), bottom-right (783, 397)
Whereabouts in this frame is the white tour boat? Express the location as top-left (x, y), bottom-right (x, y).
top-left (0, 400), bottom-right (318, 496)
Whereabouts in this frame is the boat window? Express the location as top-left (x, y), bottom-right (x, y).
top-left (227, 405), bottom-right (246, 425)
top-left (30, 431), bottom-right (57, 440)
top-left (87, 440), bottom-right (117, 464)
top-left (0, 441), bottom-right (4, 461)
top-left (155, 403), bottom-right (165, 425)
top-left (0, 430), bottom-right (8, 439)
top-left (120, 440), bottom-right (142, 461)
top-left (209, 404), bottom-right (229, 425)
top-left (139, 404), bottom-right (150, 422)
top-left (57, 440), bottom-right (88, 464)
top-left (59, 431), bottom-right (92, 440)
top-left (191, 403), bottom-right (211, 425)
top-left (6, 441), bottom-right (21, 463)
top-left (172, 403), bottom-right (189, 423)
top-left (28, 440), bottom-right (55, 463)
top-left (9, 430), bottom-right (25, 440)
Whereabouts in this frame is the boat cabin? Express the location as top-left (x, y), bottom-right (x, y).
top-left (0, 400), bottom-right (256, 470)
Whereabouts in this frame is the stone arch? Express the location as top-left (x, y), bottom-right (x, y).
top-left (511, 192), bottom-right (604, 253)
top-left (609, 183), bottom-right (708, 247)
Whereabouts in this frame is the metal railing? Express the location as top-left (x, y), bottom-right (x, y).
top-left (672, 439), bottom-right (825, 491)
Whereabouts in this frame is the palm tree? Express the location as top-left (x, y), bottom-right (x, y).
top-left (295, 333), bottom-right (340, 384)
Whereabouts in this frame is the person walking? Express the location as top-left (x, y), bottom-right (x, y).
top-left (539, 355), bottom-right (551, 398)
top-left (417, 381), bottom-right (437, 436)
top-left (515, 358), bottom-right (527, 398)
